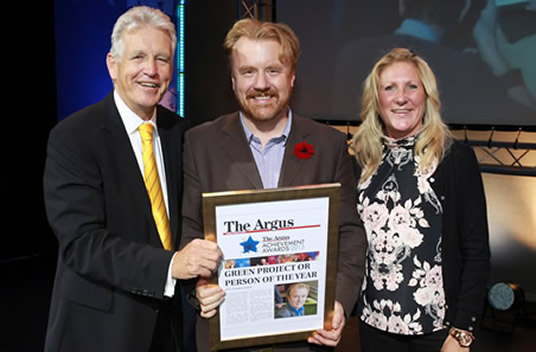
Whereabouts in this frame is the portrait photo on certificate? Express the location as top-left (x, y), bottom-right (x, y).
top-left (202, 184), bottom-right (341, 350)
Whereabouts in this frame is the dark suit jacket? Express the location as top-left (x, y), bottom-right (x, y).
top-left (43, 93), bottom-right (188, 352)
top-left (180, 112), bottom-right (367, 351)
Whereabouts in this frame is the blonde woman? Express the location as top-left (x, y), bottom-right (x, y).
top-left (351, 48), bottom-right (490, 352)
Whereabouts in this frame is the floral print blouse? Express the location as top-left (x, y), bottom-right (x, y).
top-left (357, 136), bottom-right (446, 335)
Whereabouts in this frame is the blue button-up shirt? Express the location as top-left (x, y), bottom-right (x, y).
top-left (239, 111), bottom-right (292, 189)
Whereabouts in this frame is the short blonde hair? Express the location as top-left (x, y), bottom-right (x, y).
top-left (287, 283), bottom-right (310, 297)
top-left (351, 48), bottom-right (452, 182)
top-left (224, 18), bottom-right (300, 70)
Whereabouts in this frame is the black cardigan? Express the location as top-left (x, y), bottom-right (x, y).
top-left (430, 141), bottom-right (490, 332)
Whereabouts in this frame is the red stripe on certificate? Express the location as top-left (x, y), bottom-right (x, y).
top-left (223, 224), bottom-right (320, 236)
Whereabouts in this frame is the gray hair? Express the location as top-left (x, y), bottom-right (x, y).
top-left (110, 6), bottom-right (177, 59)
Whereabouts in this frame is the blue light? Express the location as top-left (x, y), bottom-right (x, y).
top-left (177, 1), bottom-right (186, 117)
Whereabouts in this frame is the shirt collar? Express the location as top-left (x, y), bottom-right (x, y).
top-left (382, 134), bottom-right (418, 150)
top-left (114, 90), bottom-right (157, 134)
top-left (289, 304), bottom-right (304, 316)
top-left (239, 109), bottom-right (293, 143)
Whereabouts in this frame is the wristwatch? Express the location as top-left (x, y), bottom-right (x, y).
top-left (449, 327), bottom-right (475, 347)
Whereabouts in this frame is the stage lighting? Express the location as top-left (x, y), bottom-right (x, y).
top-left (483, 281), bottom-right (527, 333)
top-left (488, 281), bottom-right (523, 311)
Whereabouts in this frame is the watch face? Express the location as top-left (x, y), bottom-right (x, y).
top-left (450, 328), bottom-right (474, 347)
top-left (459, 333), bottom-right (473, 347)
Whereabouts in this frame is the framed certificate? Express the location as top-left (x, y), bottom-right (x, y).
top-left (202, 183), bottom-right (341, 350)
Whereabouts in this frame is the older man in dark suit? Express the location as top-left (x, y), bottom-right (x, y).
top-left (180, 18), bottom-right (367, 351)
top-left (43, 6), bottom-right (221, 352)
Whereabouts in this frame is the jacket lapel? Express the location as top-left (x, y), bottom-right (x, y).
top-left (157, 109), bottom-right (181, 248)
top-left (220, 113), bottom-right (263, 189)
top-left (279, 115), bottom-right (311, 187)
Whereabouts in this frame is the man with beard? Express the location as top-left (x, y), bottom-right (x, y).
top-left (180, 19), bottom-right (366, 351)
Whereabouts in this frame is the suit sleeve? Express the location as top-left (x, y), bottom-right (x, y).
top-left (180, 129), bottom-right (205, 249)
top-left (451, 145), bottom-right (491, 329)
top-left (44, 123), bottom-right (174, 300)
top-left (177, 129), bottom-right (205, 305)
top-left (333, 136), bottom-right (367, 316)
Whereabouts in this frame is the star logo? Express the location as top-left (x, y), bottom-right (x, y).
top-left (240, 236), bottom-right (259, 254)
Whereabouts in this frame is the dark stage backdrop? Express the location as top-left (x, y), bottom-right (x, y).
top-left (54, 0), bottom-right (120, 120)
top-left (278, 0), bottom-right (536, 127)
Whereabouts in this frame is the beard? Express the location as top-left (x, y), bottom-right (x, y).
top-left (237, 88), bottom-right (291, 123)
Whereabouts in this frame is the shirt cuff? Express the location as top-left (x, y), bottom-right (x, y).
top-left (164, 252), bottom-right (177, 297)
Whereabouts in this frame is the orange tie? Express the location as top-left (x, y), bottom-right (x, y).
top-left (139, 123), bottom-right (172, 250)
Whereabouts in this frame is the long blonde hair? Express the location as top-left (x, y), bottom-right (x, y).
top-left (350, 48), bottom-right (452, 183)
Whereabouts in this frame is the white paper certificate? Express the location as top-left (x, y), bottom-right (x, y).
top-left (202, 184), bottom-right (340, 350)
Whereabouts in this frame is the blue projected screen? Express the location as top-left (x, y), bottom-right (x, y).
top-left (278, 0), bottom-right (536, 126)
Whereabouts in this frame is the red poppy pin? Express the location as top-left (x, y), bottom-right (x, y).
top-left (294, 141), bottom-right (315, 160)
